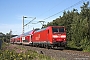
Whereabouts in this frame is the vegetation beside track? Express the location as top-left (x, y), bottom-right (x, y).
top-left (0, 42), bottom-right (55, 60)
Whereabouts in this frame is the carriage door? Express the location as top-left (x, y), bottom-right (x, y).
top-left (29, 35), bottom-right (32, 43)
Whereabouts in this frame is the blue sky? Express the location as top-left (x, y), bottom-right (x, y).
top-left (0, 0), bottom-right (90, 35)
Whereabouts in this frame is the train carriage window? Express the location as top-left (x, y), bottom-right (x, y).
top-left (31, 35), bottom-right (32, 39)
top-left (48, 30), bottom-right (49, 34)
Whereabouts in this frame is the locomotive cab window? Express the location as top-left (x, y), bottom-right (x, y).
top-left (59, 27), bottom-right (64, 32)
top-left (52, 27), bottom-right (64, 33)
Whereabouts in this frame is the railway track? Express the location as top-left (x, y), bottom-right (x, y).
top-left (11, 44), bottom-right (90, 60)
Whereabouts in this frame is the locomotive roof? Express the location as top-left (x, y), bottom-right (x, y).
top-left (35, 27), bottom-right (47, 33)
top-left (35, 26), bottom-right (65, 33)
top-left (48, 26), bottom-right (65, 27)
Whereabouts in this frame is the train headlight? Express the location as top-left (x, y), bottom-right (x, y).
top-left (60, 35), bottom-right (66, 38)
top-left (53, 35), bottom-right (58, 38)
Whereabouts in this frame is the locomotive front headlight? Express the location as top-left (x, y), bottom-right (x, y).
top-left (60, 35), bottom-right (66, 38)
top-left (53, 35), bottom-right (58, 38)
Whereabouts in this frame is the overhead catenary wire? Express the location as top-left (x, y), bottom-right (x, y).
top-left (43, 0), bottom-right (87, 20)
top-left (28, 0), bottom-right (87, 26)
top-left (24, 17), bottom-right (36, 26)
top-left (38, 0), bottom-right (64, 17)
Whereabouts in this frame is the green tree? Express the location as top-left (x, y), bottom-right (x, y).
top-left (45, 1), bottom-right (90, 52)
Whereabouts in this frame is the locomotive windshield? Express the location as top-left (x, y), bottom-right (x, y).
top-left (52, 27), bottom-right (64, 33)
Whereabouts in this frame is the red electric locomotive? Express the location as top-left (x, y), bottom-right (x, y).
top-left (32, 26), bottom-right (67, 49)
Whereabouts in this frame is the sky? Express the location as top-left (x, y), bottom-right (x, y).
top-left (0, 0), bottom-right (90, 35)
